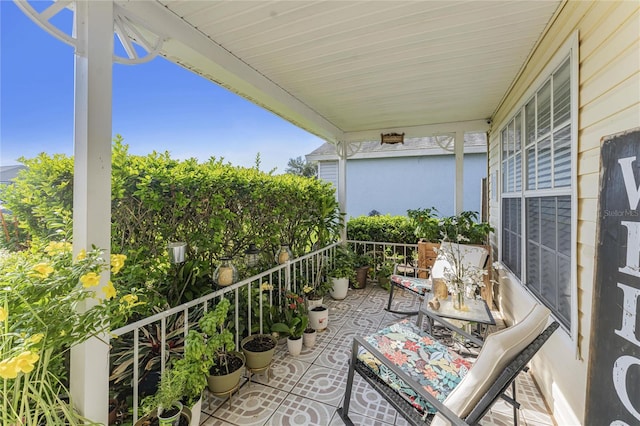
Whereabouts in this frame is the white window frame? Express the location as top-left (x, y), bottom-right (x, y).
top-left (497, 32), bottom-right (579, 346)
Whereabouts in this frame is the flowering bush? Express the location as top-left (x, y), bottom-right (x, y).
top-left (0, 241), bottom-right (142, 425)
top-left (271, 292), bottom-right (308, 338)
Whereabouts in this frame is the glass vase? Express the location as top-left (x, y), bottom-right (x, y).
top-left (453, 291), bottom-right (466, 311)
top-left (214, 257), bottom-right (237, 287)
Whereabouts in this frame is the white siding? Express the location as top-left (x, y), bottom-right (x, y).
top-left (488, 1), bottom-right (640, 424)
top-left (318, 160), bottom-right (338, 195)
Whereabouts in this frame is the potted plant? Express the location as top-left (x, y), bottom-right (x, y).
top-left (303, 327), bottom-right (317, 349)
top-left (376, 252), bottom-right (399, 291)
top-left (352, 252), bottom-right (372, 289)
top-left (271, 292), bottom-right (308, 356)
top-left (141, 367), bottom-right (185, 426)
top-left (302, 256), bottom-right (332, 308)
top-left (408, 207), bottom-right (442, 277)
top-left (328, 245), bottom-right (355, 300)
top-left (241, 333), bottom-right (278, 372)
top-left (199, 298), bottom-right (246, 395)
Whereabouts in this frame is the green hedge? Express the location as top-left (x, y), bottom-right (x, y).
top-left (347, 214), bottom-right (414, 243)
top-left (0, 136), bottom-right (342, 305)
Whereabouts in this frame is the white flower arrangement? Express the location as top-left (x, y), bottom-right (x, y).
top-left (433, 237), bottom-right (488, 299)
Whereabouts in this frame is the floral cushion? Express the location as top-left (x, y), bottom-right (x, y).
top-left (357, 320), bottom-right (471, 415)
top-left (390, 275), bottom-right (432, 295)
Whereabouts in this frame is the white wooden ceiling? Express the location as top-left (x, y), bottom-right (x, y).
top-left (119, 0), bottom-right (562, 142)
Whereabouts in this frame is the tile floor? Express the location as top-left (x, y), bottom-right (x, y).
top-left (198, 284), bottom-right (556, 426)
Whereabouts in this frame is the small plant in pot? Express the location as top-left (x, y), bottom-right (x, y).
top-left (352, 252), bottom-right (372, 289)
top-left (328, 245), bottom-right (355, 300)
top-left (271, 292), bottom-right (308, 356)
top-left (199, 298), bottom-right (245, 395)
top-left (141, 367), bottom-right (185, 426)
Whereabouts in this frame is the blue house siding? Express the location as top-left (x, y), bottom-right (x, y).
top-left (345, 153), bottom-right (486, 218)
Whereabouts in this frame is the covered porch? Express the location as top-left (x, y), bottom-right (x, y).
top-left (11, 0), bottom-right (639, 424)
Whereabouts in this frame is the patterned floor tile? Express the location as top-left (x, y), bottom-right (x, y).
top-left (201, 379), bottom-right (248, 415)
top-left (194, 286), bottom-right (556, 426)
top-left (313, 340), bottom-right (352, 369)
top-left (290, 364), bottom-right (350, 407)
top-left (266, 394), bottom-right (337, 425)
top-left (249, 356), bottom-right (311, 392)
top-left (340, 374), bottom-right (398, 424)
top-left (329, 410), bottom-right (395, 426)
top-left (210, 383), bottom-right (287, 426)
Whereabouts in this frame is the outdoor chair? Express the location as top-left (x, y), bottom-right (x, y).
top-left (385, 243), bottom-right (489, 315)
top-left (338, 304), bottom-right (558, 426)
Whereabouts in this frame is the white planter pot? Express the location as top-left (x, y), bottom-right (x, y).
top-left (306, 297), bottom-right (323, 310)
top-left (308, 305), bottom-right (329, 332)
top-left (303, 330), bottom-right (317, 348)
top-left (330, 277), bottom-right (349, 300)
top-left (287, 336), bottom-right (303, 356)
top-left (189, 396), bottom-right (202, 426)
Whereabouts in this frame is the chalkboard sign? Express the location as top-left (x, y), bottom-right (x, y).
top-left (586, 128), bottom-right (640, 426)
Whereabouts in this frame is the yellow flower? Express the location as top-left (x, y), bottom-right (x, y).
top-left (303, 285), bottom-right (313, 294)
top-left (44, 241), bottom-right (72, 255)
top-left (111, 254), bottom-right (127, 274)
top-left (76, 249), bottom-right (87, 260)
top-left (32, 263), bottom-right (54, 279)
top-left (0, 358), bottom-right (18, 379)
top-left (26, 333), bottom-right (44, 344)
top-left (80, 272), bottom-right (100, 288)
top-left (103, 281), bottom-right (117, 300)
top-left (14, 351), bottom-right (39, 374)
top-left (0, 307), bottom-right (7, 322)
top-left (260, 283), bottom-right (274, 292)
top-left (0, 351), bottom-right (39, 379)
top-left (120, 294), bottom-right (138, 306)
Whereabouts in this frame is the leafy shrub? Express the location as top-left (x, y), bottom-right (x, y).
top-left (347, 214), bottom-right (414, 243)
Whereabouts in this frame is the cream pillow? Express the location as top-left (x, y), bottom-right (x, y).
top-left (431, 304), bottom-right (550, 426)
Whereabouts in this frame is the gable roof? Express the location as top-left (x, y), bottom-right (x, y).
top-left (306, 133), bottom-right (486, 162)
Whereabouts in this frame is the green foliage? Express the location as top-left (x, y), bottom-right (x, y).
top-left (199, 298), bottom-right (236, 374)
top-left (327, 244), bottom-right (356, 281)
top-left (285, 156), bottom-right (317, 178)
top-left (1, 136), bottom-right (341, 307)
top-left (347, 214), bottom-right (414, 243)
top-left (271, 292), bottom-right (308, 338)
top-left (407, 207), bottom-right (441, 241)
top-left (438, 211), bottom-right (494, 245)
top-left (142, 367), bottom-right (184, 415)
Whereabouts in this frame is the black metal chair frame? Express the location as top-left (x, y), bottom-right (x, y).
top-left (385, 264), bottom-right (432, 315)
top-left (338, 319), bottom-right (559, 426)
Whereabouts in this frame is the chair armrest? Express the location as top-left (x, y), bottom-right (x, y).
top-left (353, 336), bottom-right (469, 426)
top-left (393, 263), bottom-right (431, 276)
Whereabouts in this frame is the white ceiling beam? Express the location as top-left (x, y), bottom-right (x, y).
top-left (116, 0), bottom-right (344, 142)
top-left (342, 119), bottom-right (491, 143)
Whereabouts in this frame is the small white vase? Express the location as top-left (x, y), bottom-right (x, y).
top-left (287, 336), bottom-right (303, 356)
top-left (189, 396), bottom-right (202, 426)
top-left (303, 330), bottom-right (317, 348)
top-left (330, 277), bottom-right (349, 300)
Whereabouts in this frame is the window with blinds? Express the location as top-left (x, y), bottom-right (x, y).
top-left (500, 56), bottom-right (573, 329)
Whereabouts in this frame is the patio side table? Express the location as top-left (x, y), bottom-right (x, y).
top-left (417, 294), bottom-right (496, 347)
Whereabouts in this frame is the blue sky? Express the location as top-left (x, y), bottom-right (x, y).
top-left (0, 2), bottom-right (324, 173)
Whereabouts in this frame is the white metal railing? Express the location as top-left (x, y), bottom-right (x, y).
top-left (347, 240), bottom-right (419, 275)
top-left (109, 242), bottom-right (340, 422)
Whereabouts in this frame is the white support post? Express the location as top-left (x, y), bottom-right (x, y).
top-left (70, 1), bottom-right (114, 423)
top-left (337, 141), bottom-right (348, 241)
top-left (454, 131), bottom-right (465, 214)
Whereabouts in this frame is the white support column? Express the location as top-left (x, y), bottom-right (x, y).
top-left (70, 1), bottom-right (114, 423)
top-left (454, 131), bottom-right (465, 214)
top-left (337, 141), bottom-right (348, 241)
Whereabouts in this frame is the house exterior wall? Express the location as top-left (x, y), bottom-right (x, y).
top-left (488, 1), bottom-right (640, 424)
top-left (323, 153), bottom-right (486, 219)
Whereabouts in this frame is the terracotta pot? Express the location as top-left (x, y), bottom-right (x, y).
top-left (353, 266), bottom-right (369, 289)
top-left (241, 334), bottom-right (278, 370)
